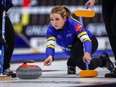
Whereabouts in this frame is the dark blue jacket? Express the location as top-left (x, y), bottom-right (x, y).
top-left (46, 18), bottom-right (93, 59)
top-left (0, 0), bottom-right (12, 4)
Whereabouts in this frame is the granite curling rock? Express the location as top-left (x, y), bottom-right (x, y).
top-left (16, 60), bottom-right (42, 79)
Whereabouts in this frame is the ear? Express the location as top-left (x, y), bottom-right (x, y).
top-left (63, 16), bottom-right (66, 20)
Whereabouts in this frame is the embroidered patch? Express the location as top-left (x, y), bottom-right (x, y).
top-left (75, 24), bottom-right (82, 31)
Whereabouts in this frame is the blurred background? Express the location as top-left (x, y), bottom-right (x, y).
top-left (7, 0), bottom-right (112, 62)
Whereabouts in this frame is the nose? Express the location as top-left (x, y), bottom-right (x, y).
top-left (53, 20), bottom-right (57, 24)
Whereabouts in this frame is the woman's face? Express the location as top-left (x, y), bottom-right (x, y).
top-left (50, 13), bottom-right (66, 30)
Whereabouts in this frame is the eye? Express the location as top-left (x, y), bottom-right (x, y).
top-left (56, 18), bottom-right (60, 20)
top-left (50, 19), bottom-right (53, 21)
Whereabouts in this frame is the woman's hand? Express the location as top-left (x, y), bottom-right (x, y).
top-left (85, 0), bottom-right (96, 8)
top-left (44, 55), bottom-right (53, 66)
top-left (83, 52), bottom-right (92, 64)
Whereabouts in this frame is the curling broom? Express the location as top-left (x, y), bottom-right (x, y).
top-left (74, 4), bottom-right (95, 17)
top-left (75, 4), bottom-right (98, 78)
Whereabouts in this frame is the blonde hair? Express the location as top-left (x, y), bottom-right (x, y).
top-left (50, 5), bottom-right (72, 18)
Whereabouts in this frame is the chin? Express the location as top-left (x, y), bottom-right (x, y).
top-left (55, 27), bottom-right (59, 29)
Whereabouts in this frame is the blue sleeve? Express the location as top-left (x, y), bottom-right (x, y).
top-left (83, 41), bottom-right (92, 54)
top-left (46, 48), bottom-right (55, 60)
top-left (46, 26), bottom-right (56, 60)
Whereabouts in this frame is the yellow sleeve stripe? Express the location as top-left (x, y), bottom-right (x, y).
top-left (83, 38), bottom-right (91, 42)
top-left (46, 36), bottom-right (56, 42)
top-left (77, 32), bottom-right (87, 38)
top-left (46, 44), bottom-right (55, 49)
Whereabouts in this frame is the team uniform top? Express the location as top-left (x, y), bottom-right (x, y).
top-left (46, 18), bottom-right (93, 59)
top-left (0, 0), bottom-right (13, 34)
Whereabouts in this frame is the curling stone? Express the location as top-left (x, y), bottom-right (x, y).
top-left (16, 60), bottom-right (42, 79)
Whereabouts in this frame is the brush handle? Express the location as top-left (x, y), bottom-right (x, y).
top-left (79, 4), bottom-right (90, 26)
top-left (79, 4), bottom-right (90, 70)
top-left (85, 61), bottom-right (89, 70)
top-left (85, 4), bottom-right (90, 70)
top-left (86, 3), bottom-right (90, 9)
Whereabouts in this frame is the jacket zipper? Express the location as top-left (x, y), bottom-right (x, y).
top-left (61, 31), bottom-right (68, 48)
